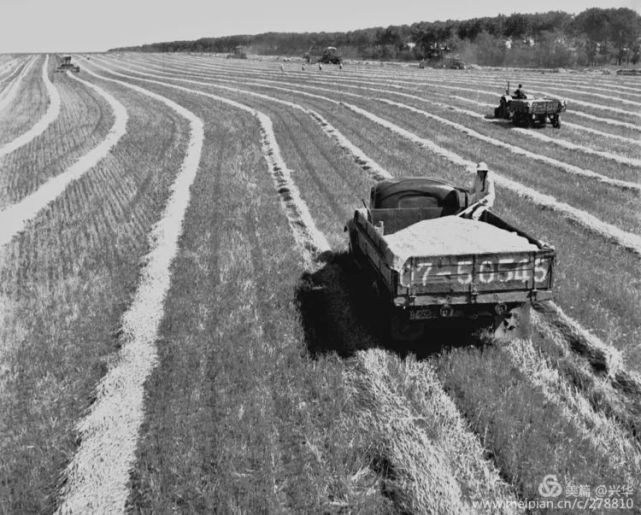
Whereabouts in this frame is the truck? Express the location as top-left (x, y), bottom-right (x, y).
top-left (494, 87), bottom-right (566, 128)
top-left (346, 177), bottom-right (555, 341)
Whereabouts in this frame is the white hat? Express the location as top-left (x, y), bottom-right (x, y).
top-left (476, 162), bottom-right (489, 172)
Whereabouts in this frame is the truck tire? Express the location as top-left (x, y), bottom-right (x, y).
top-left (551, 116), bottom-right (561, 128)
top-left (494, 303), bottom-right (531, 340)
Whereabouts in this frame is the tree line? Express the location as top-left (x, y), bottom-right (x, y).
top-left (111, 8), bottom-right (641, 68)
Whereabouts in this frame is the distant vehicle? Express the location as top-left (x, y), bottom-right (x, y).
top-left (56, 55), bottom-right (80, 73)
top-left (418, 57), bottom-right (465, 69)
top-left (346, 177), bottom-right (555, 341)
top-left (494, 83), bottom-right (566, 128)
top-left (227, 46), bottom-right (247, 59)
top-left (442, 57), bottom-right (465, 69)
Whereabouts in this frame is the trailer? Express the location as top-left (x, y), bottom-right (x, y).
top-left (494, 91), bottom-right (566, 128)
top-left (346, 177), bottom-right (555, 341)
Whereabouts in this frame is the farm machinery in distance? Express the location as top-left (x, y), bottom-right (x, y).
top-left (56, 56), bottom-right (80, 73)
top-left (494, 83), bottom-right (566, 128)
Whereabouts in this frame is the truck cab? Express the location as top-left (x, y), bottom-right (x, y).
top-left (368, 177), bottom-right (469, 234)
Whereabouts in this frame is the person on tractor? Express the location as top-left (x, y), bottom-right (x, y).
top-left (513, 84), bottom-right (527, 99)
top-left (469, 162), bottom-right (496, 220)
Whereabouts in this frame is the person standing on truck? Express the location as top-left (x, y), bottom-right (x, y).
top-left (469, 162), bottom-right (496, 220)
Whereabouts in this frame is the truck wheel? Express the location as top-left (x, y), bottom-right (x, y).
top-left (552, 116), bottom-right (561, 128)
top-left (494, 304), bottom-right (531, 340)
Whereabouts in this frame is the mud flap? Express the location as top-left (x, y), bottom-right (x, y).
top-left (494, 303), bottom-right (531, 340)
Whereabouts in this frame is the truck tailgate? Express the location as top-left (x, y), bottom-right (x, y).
top-left (401, 250), bottom-right (554, 297)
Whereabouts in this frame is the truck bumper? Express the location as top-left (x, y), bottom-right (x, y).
top-left (398, 289), bottom-right (552, 307)
top-left (396, 290), bottom-right (551, 321)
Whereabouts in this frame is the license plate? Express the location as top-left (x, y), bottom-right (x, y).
top-left (409, 308), bottom-right (432, 320)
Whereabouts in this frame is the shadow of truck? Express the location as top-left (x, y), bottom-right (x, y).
top-left (295, 252), bottom-right (490, 361)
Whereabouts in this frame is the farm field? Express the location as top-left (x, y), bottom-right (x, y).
top-left (0, 52), bottom-right (640, 513)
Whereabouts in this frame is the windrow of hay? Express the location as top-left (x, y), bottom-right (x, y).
top-left (96, 58), bottom-right (392, 182)
top-left (0, 71), bottom-right (127, 248)
top-left (502, 337), bottom-right (641, 475)
top-left (534, 304), bottom-right (641, 395)
top-left (530, 313), bottom-right (641, 439)
top-left (0, 56), bottom-right (61, 160)
top-left (349, 349), bottom-right (519, 514)
top-left (0, 56), bottom-right (36, 113)
top-left (88, 57), bottom-right (331, 261)
top-left (55, 67), bottom-right (203, 513)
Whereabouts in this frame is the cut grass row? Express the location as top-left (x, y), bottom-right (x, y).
top-left (0, 70), bottom-right (113, 210)
top-left (0, 73), bottom-right (189, 513)
top-left (0, 56), bottom-right (61, 161)
top-left (0, 55), bottom-right (48, 146)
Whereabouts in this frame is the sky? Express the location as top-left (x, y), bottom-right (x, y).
top-left (1, 0), bottom-right (639, 53)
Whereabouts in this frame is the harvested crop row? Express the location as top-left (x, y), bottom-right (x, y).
top-left (0, 69), bottom-right (190, 513)
top-left (0, 70), bottom-right (115, 210)
top-left (54, 66), bottom-right (204, 514)
top-left (121, 97), bottom-right (397, 513)
top-left (0, 71), bottom-right (126, 247)
top-left (0, 56), bottom-right (49, 147)
top-left (0, 56), bottom-right (60, 159)
top-left (87, 58), bottom-right (334, 257)
top-left (0, 57), bottom-right (36, 114)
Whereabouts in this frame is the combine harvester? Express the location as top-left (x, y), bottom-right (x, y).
top-left (494, 83), bottom-right (566, 128)
top-left (56, 55), bottom-right (80, 73)
top-left (346, 177), bottom-right (555, 341)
